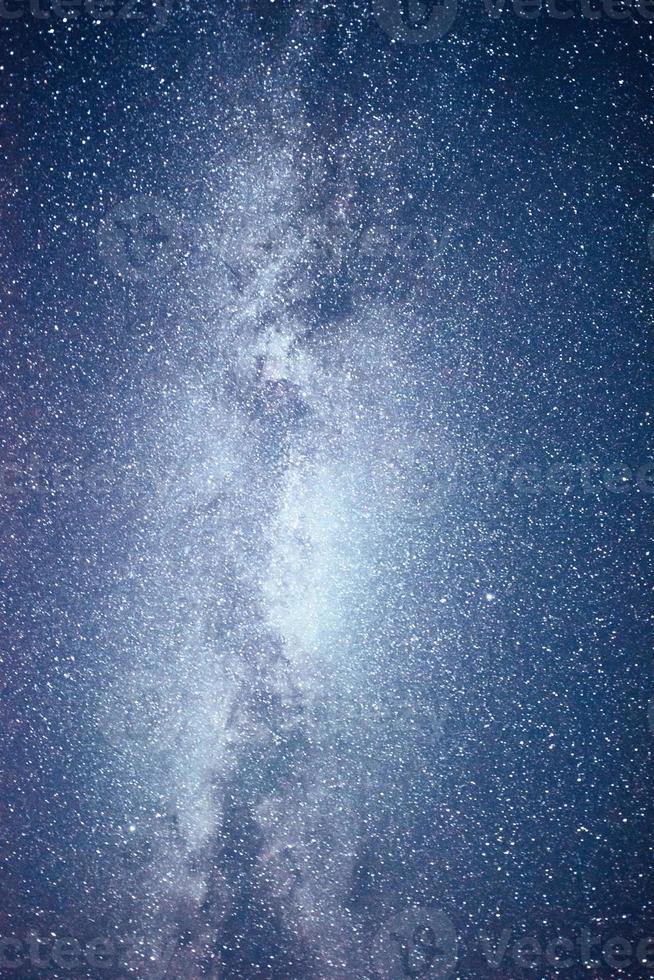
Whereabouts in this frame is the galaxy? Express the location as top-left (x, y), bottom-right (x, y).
top-left (0, 1), bottom-right (652, 978)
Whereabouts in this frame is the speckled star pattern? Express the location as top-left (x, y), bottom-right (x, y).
top-left (0, 2), bottom-right (652, 978)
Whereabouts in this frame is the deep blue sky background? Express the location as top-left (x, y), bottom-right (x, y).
top-left (1, 2), bottom-right (653, 978)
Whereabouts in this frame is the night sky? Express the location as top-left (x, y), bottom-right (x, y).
top-left (1, 1), bottom-right (653, 978)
